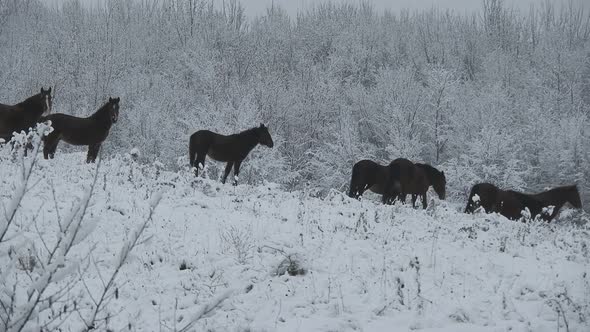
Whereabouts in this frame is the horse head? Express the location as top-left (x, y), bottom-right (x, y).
top-left (256, 123), bottom-right (274, 148)
top-left (433, 170), bottom-right (446, 200)
top-left (567, 185), bottom-right (582, 209)
top-left (40, 87), bottom-right (52, 116)
top-left (465, 183), bottom-right (499, 214)
top-left (108, 97), bottom-right (120, 123)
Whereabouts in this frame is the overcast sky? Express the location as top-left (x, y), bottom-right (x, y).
top-left (43, 0), bottom-right (589, 17)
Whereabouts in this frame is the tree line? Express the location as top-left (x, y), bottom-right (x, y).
top-left (0, 0), bottom-right (589, 206)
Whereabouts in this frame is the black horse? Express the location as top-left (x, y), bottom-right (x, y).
top-left (382, 158), bottom-right (446, 208)
top-left (0, 88), bottom-right (52, 144)
top-left (465, 183), bottom-right (582, 221)
top-left (348, 160), bottom-right (399, 200)
top-left (189, 124), bottom-right (274, 185)
top-left (42, 97), bottom-right (120, 163)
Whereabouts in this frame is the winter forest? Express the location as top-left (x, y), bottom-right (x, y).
top-left (1, 0), bottom-right (590, 331)
top-left (1, 0), bottom-right (590, 199)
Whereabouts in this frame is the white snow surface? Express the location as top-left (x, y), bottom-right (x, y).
top-left (1, 152), bottom-right (589, 331)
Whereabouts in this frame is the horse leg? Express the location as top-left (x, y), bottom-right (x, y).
top-left (189, 141), bottom-right (197, 168)
top-left (232, 160), bottom-right (242, 186)
top-left (43, 133), bottom-right (60, 159)
top-left (221, 162), bottom-right (233, 184)
top-left (411, 194), bottom-right (417, 208)
top-left (43, 142), bottom-right (50, 159)
top-left (382, 190), bottom-right (393, 205)
top-left (23, 140), bottom-right (33, 157)
top-left (399, 194), bottom-right (406, 204)
top-left (86, 144), bottom-right (101, 163)
top-left (47, 141), bottom-right (59, 159)
top-left (194, 154), bottom-right (206, 177)
top-left (359, 184), bottom-right (370, 198)
top-left (349, 183), bottom-right (365, 199)
top-left (348, 184), bottom-right (358, 199)
top-left (422, 192), bottom-right (428, 209)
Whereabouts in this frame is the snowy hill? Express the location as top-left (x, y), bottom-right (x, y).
top-left (1, 151), bottom-right (589, 331)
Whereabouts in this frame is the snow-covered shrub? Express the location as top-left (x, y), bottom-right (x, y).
top-left (220, 225), bottom-right (254, 265)
top-left (273, 253), bottom-right (306, 277)
top-left (0, 127), bottom-right (162, 331)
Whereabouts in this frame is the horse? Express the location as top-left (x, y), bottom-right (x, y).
top-left (382, 158), bottom-right (446, 208)
top-left (464, 183), bottom-right (582, 221)
top-left (42, 97), bottom-right (120, 163)
top-left (347, 160), bottom-right (400, 200)
top-left (0, 87), bottom-right (52, 145)
top-left (531, 185), bottom-right (582, 220)
top-left (189, 123), bottom-right (274, 185)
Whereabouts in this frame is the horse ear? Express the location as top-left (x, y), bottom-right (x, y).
top-left (116, 97), bottom-right (120, 103)
top-left (48, 87), bottom-right (52, 94)
top-left (260, 123), bottom-right (265, 128)
top-left (41, 88), bottom-right (45, 94)
top-left (109, 97), bottom-right (114, 103)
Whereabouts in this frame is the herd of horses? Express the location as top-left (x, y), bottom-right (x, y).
top-left (348, 159), bottom-right (582, 221)
top-left (0, 89), bottom-right (583, 222)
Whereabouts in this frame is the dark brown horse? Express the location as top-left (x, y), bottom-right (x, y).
top-left (382, 158), bottom-right (446, 208)
top-left (464, 183), bottom-right (582, 221)
top-left (189, 124), bottom-right (274, 185)
top-left (42, 97), bottom-right (120, 163)
top-left (0, 88), bottom-right (52, 143)
top-left (348, 160), bottom-right (400, 200)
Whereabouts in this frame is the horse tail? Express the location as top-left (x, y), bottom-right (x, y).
top-left (348, 162), bottom-right (360, 198)
top-left (464, 185), bottom-right (477, 213)
top-left (189, 139), bottom-right (197, 168)
top-left (347, 178), bottom-right (355, 198)
top-left (570, 185), bottom-right (582, 209)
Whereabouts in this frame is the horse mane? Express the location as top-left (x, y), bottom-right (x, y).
top-left (234, 126), bottom-right (261, 138)
top-left (534, 185), bottom-right (581, 208)
top-left (505, 190), bottom-right (549, 219)
top-left (90, 101), bottom-right (113, 119)
top-left (17, 93), bottom-right (43, 108)
top-left (239, 126), bottom-right (258, 134)
top-left (508, 190), bottom-right (544, 208)
top-left (534, 185), bottom-right (577, 197)
top-left (415, 163), bottom-right (443, 181)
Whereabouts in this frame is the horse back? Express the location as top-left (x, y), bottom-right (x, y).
top-left (44, 113), bottom-right (90, 130)
top-left (351, 160), bottom-right (389, 194)
top-left (389, 158), bottom-right (428, 194)
top-left (503, 190), bottom-right (546, 220)
top-left (533, 185), bottom-right (582, 209)
top-left (389, 158), bottom-right (417, 177)
top-left (190, 130), bottom-right (233, 161)
top-left (190, 130), bottom-right (216, 143)
top-left (44, 113), bottom-right (111, 145)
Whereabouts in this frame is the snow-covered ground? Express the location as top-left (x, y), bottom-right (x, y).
top-left (1, 150), bottom-right (589, 331)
